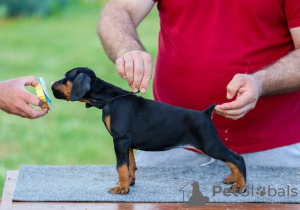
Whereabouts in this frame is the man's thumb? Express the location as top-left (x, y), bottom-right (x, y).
top-left (226, 74), bottom-right (244, 100)
top-left (226, 92), bottom-right (234, 99)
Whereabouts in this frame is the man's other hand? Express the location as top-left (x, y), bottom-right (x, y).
top-left (215, 74), bottom-right (262, 120)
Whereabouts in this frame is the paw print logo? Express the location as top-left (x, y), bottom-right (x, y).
top-left (256, 186), bottom-right (266, 196)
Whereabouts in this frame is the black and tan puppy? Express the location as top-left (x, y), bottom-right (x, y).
top-left (51, 67), bottom-right (247, 194)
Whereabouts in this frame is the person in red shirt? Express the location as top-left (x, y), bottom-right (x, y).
top-left (98, 0), bottom-right (300, 166)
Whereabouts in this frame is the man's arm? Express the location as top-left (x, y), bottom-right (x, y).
top-left (98, 0), bottom-right (155, 93)
top-left (215, 26), bottom-right (300, 120)
top-left (0, 76), bottom-right (48, 119)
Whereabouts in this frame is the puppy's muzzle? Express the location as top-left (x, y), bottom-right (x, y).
top-left (51, 81), bottom-right (68, 100)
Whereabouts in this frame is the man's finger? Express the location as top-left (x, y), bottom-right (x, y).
top-left (215, 104), bottom-right (250, 117)
top-left (222, 112), bottom-right (247, 120)
top-left (140, 53), bottom-right (153, 93)
top-left (226, 74), bottom-right (245, 99)
top-left (23, 75), bottom-right (40, 87)
top-left (34, 108), bottom-right (48, 118)
top-left (26, 94), bottom-right (46, 108)
top-left (115, 57), bottom-right (126, 79)
top-left (123, 54), bottom-right (134, 87)
top-left (20, 102), bottom-right (48, 119)
top-left (10, 107), bottom-right (30, 118)
top-left (216, 91), bottom-right (253, 111)
top-left (132, 56), bottom-right (144, 93)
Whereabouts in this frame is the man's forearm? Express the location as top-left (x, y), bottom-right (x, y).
top-left (253, 48), bottom-right (300, 97)
top-left (98, 2), bottom-right (145, 62)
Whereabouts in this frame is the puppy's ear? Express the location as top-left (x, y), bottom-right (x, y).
top-left (70, 73), bottom-right (91, 101)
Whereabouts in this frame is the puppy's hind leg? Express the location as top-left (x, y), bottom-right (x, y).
top-left (199, 139), bottom-right (247, 193)
top-left (222, 150), bottom-right (247, 193)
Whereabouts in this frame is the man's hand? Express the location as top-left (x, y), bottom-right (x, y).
top-left (0, 76), bottom-right (48, 119)
top-left (215, 27), bottom-right (300, 120)
top-left (116, 50), bottom-right (153, 93)
top-left (98, 0), bottom-right (155, 92)
top-left (215, 74), bottom-right (262, 120)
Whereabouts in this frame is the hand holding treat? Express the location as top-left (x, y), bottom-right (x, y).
top-left (0, 76), bottom-right (48, 119)
top-left (35, 77), bottom-right (52, 111)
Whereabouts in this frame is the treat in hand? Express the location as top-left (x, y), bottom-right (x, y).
top-left (35, 77), bottom-right (52, 111)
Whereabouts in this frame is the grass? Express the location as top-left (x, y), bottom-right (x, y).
top-left (0, 1), bottom-right (159, 197)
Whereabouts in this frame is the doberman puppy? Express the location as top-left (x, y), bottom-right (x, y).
top-left (51, 67), bottom-right (247, 195)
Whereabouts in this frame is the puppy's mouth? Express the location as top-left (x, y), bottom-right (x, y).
top-left (53, 89), bottom-right (68, 100)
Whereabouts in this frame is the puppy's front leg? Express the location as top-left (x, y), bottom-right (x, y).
top-left (108, 139), bottom-right (130, 195)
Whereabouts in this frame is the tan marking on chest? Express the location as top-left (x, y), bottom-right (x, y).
top-left (78, 99), bottom-right (91, 103)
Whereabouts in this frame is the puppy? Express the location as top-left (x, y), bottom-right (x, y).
top-left (51, 67), bottom-right (247, 194)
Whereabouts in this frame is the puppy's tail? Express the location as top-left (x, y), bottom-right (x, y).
top-left (203, 104), bottom-right (216, 119)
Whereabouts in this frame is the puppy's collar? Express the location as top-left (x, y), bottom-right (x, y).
top-left (100, 92), bottom-right (137, 108)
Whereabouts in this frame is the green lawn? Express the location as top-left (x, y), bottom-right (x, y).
top-left (0, 1), bottom-right (159, 197)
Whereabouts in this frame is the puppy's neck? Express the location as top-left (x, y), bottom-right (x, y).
top-left (83, 77), bottom-right (131, 109)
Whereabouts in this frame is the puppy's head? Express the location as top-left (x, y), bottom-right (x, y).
top-left (51, 67), bottom-right (96, 102)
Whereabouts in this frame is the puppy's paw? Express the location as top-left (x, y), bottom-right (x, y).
top-left (108, 186), bottom-right (130, 195)
top-left (224, 176), bottom-right (236, 184)
top-left (130, 177), bottom-right (135, 186)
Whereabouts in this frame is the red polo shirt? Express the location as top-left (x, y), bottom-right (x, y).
top-left (152, 0), bottom-right (300, 154)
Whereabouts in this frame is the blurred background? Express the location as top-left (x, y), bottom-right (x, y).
top-left (0, 0), bottom-right (159, 196)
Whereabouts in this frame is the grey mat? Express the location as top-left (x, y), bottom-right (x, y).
top-left (13, 165), bottom-right (300, 203)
